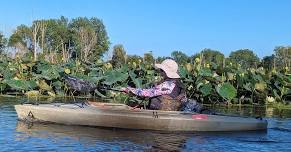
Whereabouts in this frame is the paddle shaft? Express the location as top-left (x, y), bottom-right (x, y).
top-left (98, 86), bottom-right (124, 92)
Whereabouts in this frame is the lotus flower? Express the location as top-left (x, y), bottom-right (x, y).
top-left (266, 96), bottom-right (275, 103)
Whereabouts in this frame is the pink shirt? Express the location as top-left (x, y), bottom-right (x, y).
top-left (127, 80), bottom-right (176, 97)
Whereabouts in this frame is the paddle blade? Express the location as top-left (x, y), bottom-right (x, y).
top-left (64, 75), bottom-right (97, 92)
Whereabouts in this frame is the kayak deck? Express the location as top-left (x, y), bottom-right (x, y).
top-left (14, 103), bottom-right (268, 132)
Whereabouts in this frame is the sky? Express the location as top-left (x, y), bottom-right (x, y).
top-left (0, 0), bottom-right (290, 58)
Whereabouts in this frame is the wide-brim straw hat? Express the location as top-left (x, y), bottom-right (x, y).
top-left (155, 59), bottom-right (180, 78)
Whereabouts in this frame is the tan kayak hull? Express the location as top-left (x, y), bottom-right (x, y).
top-left (15, 103), bottom-right (267, 132)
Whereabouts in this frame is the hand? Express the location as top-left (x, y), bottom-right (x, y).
top-left (120, 87), bottom-right (130, 93)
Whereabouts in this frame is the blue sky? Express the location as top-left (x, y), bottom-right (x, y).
top-left (0, 0), bottom-right (290, 58)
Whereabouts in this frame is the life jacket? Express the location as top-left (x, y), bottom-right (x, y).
top-left (149, 79), bottom-right (186, 111)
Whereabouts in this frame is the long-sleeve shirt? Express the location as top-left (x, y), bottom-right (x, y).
top-left (127, 80), bottom-right (176, 98)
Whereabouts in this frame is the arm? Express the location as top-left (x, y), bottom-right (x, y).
top-left (126, 81), bottom-right (176, 97)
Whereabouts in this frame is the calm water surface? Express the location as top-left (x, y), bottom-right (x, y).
top-left (1, 97), bottom-right (291, 152)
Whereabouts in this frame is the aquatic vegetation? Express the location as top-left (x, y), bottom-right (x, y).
top-left (0, 54), bottom-right (290, 108)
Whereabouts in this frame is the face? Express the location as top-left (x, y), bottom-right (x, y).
top-left (159, 69), bottom-right (167, 79)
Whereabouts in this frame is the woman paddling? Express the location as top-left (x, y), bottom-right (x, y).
top-left (121, 59), bottom-right (202, 111)
top-left (64, 59), bottom-right (205, 112)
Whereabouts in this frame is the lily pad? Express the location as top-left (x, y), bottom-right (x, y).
top-left (199, 68), bottom-right (212, 77)
top-left (41, 66), bottom-right (60, 80)
top-left (216, 82), bottom-right (237, 101)
top-left (199, 83), bottom-right (212, 96)
top-left (103, 69), bottom-right (129, 85)
top-left (129, 71), bottom-right (142, 88)
top-left (37, 64), bottom-right (60, 80)
top-left (4, 79), bottom-right (37, 91)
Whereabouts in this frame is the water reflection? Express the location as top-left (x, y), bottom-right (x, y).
top-left (208, 105), bottom-right (291, 118)
top-left (15, 121), bottom-right (190, 151)
top-left (2, 97), bottom-right (291, 151)
top-left (15, 121), bottom-right (274, 152)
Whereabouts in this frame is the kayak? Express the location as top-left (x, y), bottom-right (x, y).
top-left (14, 103), bottom-right (267, 132)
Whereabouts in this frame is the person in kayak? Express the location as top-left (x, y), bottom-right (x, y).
top-left (121, 59), bottom-right (191, 111)
top-left (64, 58), bottom-right (206, 112)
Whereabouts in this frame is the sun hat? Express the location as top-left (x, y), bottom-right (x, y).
top-left (155, 59), bottom-right (180, 78)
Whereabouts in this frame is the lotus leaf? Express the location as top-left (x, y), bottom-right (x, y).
top-left (199, 83), bottom-right (212, 96)
top-left (129, 71), bottom-right (142, 88)
top-left (216, 82), bottom-right (237, 101)
top-left (38, 80), bottom-right (52, 91)
top-left (255, 82), bottom-right (267, 92)
top-left (47, 91), bottom-right (56, 97)
top-left (0, 83), bottom-right (6, 91)
top-left (199, 68), bottom-right (212, 77)
top-left (25, 90), bottom-right (40, 96)
top-left (103, 69), bottom-right (129, 85)
top-left (52, 81), bottom-right (63, 90)
top-left (178, 66), bottom-right (188, 78)
top-left (4, 79), bottom-right (37, 91)
top-left (243, 83), bottom-right (253, 92)
top-left (3, 69), bottom-right (15, 79)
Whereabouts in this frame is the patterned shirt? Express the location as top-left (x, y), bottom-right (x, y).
top-left (127, 80), bottom-right (176, 97)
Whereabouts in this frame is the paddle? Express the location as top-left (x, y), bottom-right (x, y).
top-left (63, 75), bottom-right (124, 93)
top-left (64, 75), bottom-right (213, 112)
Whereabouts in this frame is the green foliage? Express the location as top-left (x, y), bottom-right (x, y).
top-left (199, 83), bottom-right (212, 96)
top-left (69, 17), bottom-right (110, 61)
top-left (0, 52), bottom-right (289, 105)
top-left (0, 16), bottom-right (290, 106)
top-left (143, 52), bottom-right (154, 65)
top-left (0, 32), bottom-right (7, 53)
top-left (171, 51), bottom-right (189, 64)
top-left (44, 17), bottom-right (71, 53)
top-left (192, 49), bottom-right (224, 66)
top-left (111, 44), bottom-right (126, 68)
top-left (8, 24), bottom-right (31, 48)
top-left (274, 46), bottom-right (291, 68)
top-left (229, 49), bottom-right (260, 69)
top-left (127, 55), bottom-right (143, 69)
top-left (261, 55), bottom-right (275, 70)
top-left (103, 66), bottom-right (129, 85)
top-left (4, 79), bottom-right (37, 91)
top-left (7, 16), bottom-right (110, 63)
top-left (216, 83), bottom-right (237, 101)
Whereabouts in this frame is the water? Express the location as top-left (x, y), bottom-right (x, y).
top-left (1, 97), bottom-right (291, 152)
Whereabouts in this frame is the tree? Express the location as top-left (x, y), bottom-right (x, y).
top-left (192, 49), bottom-right (224, 66)
top-left (127, 55), bottom-right (143, 68)
top-left (261, 55), bottom-right (275, 70)
top-left (0, 32), bottom-right (7, 54)
top-left (171, 51), bottom-right (189, 64)
top-left (8, 25), bottom-right (32, 58)
top-left (39, 20), bottom-right (47, 52)
top-left (111, 44), bottom-right (126, 67)
top-left (44, 17), bottom-right (71, 63)
top-left (69, 17), bottom-right (110, 62)
top-left (143, 51), bottom-right (154, 65)
top-left (76, 27), bottom-right (97, 62)
top-left (156, 56), bottom-right (168, 63)
top-left (8, 25), bottom-right (32, 48)
top-left (229, 49), bottom-right (260, 69)
top-left (32, 21), bottom-right (41, 61)
top-left (274, 46), bottom-right (291, 68)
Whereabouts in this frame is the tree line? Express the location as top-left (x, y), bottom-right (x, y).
top-left (0, 16), bottom-right (290, 71)
top-left (0, 16), bottom-right (109, 63)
